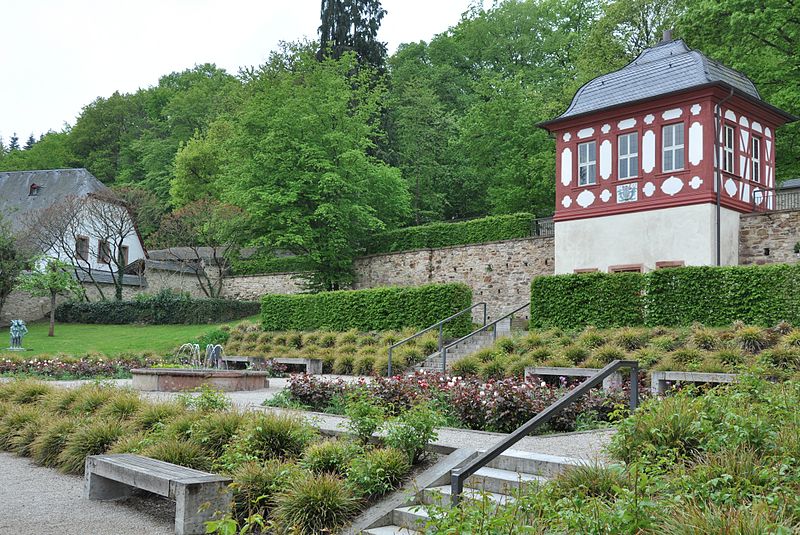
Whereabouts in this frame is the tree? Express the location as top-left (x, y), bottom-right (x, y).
top-left (8, 133), bottom-right (19, 151)
top-left (0, 217), bottom-right (30, 321)
top-left (151, 200), bottom-right (249, 297)
top-left (318, 0), bottom-right (388, 70)
top-left (24, 134), bottom-right (36, 150)
top-left (17, 257), bottom-right (82, 337)
top-left (211, 46), bottom-right (410, 290)
top-left (0, 131), bottom-right (76, 172)
top-left (111, 185), bottom-right (165, 240)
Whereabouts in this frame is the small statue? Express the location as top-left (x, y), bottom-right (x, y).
top-left (9, 319), bottom-right (28, 351)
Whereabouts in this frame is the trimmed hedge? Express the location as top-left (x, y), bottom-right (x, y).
top-left (531, 264), bottom-right (800, 328)
top-left (367, 213), bottom-right (535, 255)
top-left (230, 254), bottom-right (310, 276)
top-left (531, 272), bottom-right (645, 329)
top-left (261, 284), bottom-right (473, 335)
top-left (55, 293), bottom-right (259, 325)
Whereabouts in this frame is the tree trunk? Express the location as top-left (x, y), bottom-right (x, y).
top-left (49, 291), bottom-right (56, 337)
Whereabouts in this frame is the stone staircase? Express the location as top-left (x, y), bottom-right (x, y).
top-left (415, 317), bottom-right (514, 373)
top-left (362, 450), bottom-right (583, 534)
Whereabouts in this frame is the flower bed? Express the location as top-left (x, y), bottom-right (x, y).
top-left (0, 380), bottom-right (434, 534)
top-left (0, 353), bottom-right (159, 380)
top-left (275, 372), bottom-right (632, 434)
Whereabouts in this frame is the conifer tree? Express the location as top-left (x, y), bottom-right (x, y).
top-left (8, 133), bottom-right (19, 151)
top-left (318, 0), bottom-right (387, 70)
top-left (24, 134), bottom-right (36, 150)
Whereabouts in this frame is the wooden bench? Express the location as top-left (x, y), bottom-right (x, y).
top-left (84, 454), bottom-right (232, 535)
top-left (223, 355), bottom-right (323, 375)
top-left (650, 370), bottom-right (737, 394)
top-left (525, 366), bottom-right (623, 392)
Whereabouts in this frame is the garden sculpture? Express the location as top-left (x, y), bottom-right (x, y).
top-left (9, 319), bottom-right (28, 350)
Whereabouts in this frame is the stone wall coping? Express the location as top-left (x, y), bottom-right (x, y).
top-left (740, 208), bottom-right (800, 219)
top-left (357, 235), bottom-right (554, 261)
top-left (130, 368), bottom-right (271, 378)
top-left (223, 271), bottom-right (309, 280)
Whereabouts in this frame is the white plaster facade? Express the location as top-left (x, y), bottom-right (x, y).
top-left (554, 204), bottom-right (740, 274)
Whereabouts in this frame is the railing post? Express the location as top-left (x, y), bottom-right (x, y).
top-left (629, 363), bottom-right (639, 411)
top-left (482, 303), bottom-right (487, 326)
top-left (450, 470), bottom-right (463, 507)
top-left (438, 324), bottom-right (443, 354)
top-left (387, 347), bottom-right (393, 377)
top-left (442, 347), bottom-right (447, 374)
top-left (492, 323), bottom-right (497, 342)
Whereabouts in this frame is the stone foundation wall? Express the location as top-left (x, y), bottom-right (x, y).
top-left (354, 237), bottom-right (555, 321)
top-left (221, 273), bottom-right (305, 301)
top-left (739, 209), bottom-right (800, 266)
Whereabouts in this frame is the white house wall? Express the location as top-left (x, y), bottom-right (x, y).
top-left (554, 204), bottom-right (740, 273)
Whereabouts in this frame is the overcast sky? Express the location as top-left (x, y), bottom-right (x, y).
top-left (0, 0), bottom-right (481, 143)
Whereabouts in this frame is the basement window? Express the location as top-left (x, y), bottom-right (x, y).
top-left (609, 264), bottom-right (643, 273)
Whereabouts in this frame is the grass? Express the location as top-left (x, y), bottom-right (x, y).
top-left (0, 316), bottom-right (260, 358)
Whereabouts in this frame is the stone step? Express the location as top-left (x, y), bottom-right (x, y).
top-left (420, 485), bottom-right (515, 508)
top-left (363, 526), bottom-right (422, 535)
top-left (465, 466), bottom-right (546, 494)
top-left (392, 505), bottom-right (430, 530)
top-left (486, 450), bottom-right (584, 478)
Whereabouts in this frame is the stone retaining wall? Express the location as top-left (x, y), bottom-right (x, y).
top-left (739, 209), bottom-right (800, 266)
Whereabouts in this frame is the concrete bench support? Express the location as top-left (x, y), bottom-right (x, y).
top-left (224, 355), bottom-right (323, 375)
top-left (524, 366), bottom-right (623, 392)
top-left (650, 371), bottom-right (738, 395)
top-left (85, 454), bottom-right (232, 535)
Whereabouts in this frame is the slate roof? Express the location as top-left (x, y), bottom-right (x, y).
top-left (544, 39), bottom-right (776, 125)
top-left (0, 168), bottom-right (109, 232)
top-left (779, 178), bottom-right (800, 190)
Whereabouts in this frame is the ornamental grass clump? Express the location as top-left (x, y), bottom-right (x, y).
top-left (736, 326), bottom-right (770, 353)
top-left (30, 418), bottom-right (79, 467)
top-left (301, 439), bottom-right (362, 476)
top-left (615, 328), bottom-right (649, 351)
top-left (134, 401), bottom-right (184, 431)
top-left (141, 438), bottom-right (212, 471)
top-left (553, 463), bottom-right (626, 500)
top-left (346, 447), bottom-right (410, 498)
top-left (0, 404), bottom-right (43, 450)
top-left (10, 380), bottom-right (53, 405)
top-left (562, 344), bottom-right (590, 365)
top-left (450, 356), bottom-right (480, 376)
top-left (70, 386), bottom-right (116, 415)
top-left (188, 410), bottom-right (244, 456)
top-left (99, 391), bottom-right (143, 420)
top-left (691, 327), bottom-right (719, 350)
top-left (222, 413), bottom-right (317, 467)
top-left (230, 460), bottom-right (305, 523)
top-left (592, 344), bottom-right (626, 365)
top-left (271, 473), bottom-right (359, 535)
top-left (57, 418), bottom-right (129, 474)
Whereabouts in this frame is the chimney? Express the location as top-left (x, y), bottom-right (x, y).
top-left (662, 29), bottom-right (673, 43)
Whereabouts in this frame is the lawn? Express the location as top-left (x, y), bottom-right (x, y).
top-left (0, 317), bottom-right (259, 357)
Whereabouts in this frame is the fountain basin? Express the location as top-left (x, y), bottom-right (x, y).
top-left (131, 368), bottom-right (270, 392)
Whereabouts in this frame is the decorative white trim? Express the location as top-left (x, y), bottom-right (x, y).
top-left (576, 190), bottom-right (596, 208)
top-left (561, 148), bottom-right (573, 186)
top-left (765, 127), bottom-right (772, 139)
top-left (644, 114), bottom-right (655, 125)
top-left (689, 122), bottom-right (703, 166)
top-left (642, 130), bottom-right (656, 173)
top-left (661, 176), bottom-right (684, 196)
top-left (751, 121), bottom-right (763, 133)
top-left (562, 132), bottom-right (572, 142)
top-left (643, 182), bottom-right (656, 197)
top-left (577, 127), bottom-right (595, 139)
top-left (561, 195), bottom-right (572, 208)
top-left (690, 104), bottom-right (701, 116)
top-left (662, 108), bottom-right (683, 120)
top-left (724, 178), bottom-right (737, 197)
top-left (617, 118), bottom-right (636, 130)
top-left (739, 116), bottom-right (749, 128)
top-left (724, 110), bottom-right (736, 121)
top-left (689, 176), bottom-right (703, 189)
top-left (600, 189), bottom-right (611, 203)
top-left (601, 124), bottom-right (611, 134)
top-left (599, 140), bottom-right (612, 180)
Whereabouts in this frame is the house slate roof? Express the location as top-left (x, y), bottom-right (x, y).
top-left (779, 178), bottom-right (800, 190)
top-left (544, 39), bottom-right (782, 125)
top-left (0, 168), bottom-right (109, 233)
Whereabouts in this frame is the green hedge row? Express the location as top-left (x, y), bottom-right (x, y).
top-left (531, 264), bottom-right (800, 329)
top-left (55, 293), bottom-right (260, 325)
top-left (367, 213), bottom-right (536, 255)
top-left (230, 254), bottom-right (310, 276)
top-left (261, 283), bottom-right (473, 335)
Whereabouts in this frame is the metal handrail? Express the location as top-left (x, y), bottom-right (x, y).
top-left (387, 302), bottom-right (487, 376)
top-left (450, 359), bottom-right (640, 505)
top-left (440, 302), bottom-right (530, 373)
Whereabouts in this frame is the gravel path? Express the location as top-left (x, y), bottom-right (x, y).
top-left (0, 453), bottom-right (173, 535)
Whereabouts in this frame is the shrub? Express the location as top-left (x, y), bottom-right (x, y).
top-left (553, 463), bottom-right (626, 500)
top-left (58, 419), bottom-right (129, 474)
top-left (578, 327), bottom-right (607, 349)
top-left (479, 358), bottom-right (507, 381)
top-left (286, 375), bottom-right (346, 410)
top-left (450, 356), bottom-right (480, 376)
top-left (367, 213), bottom-right (535, 254)
top-left (344, 395), bottom-right (385, 444)
top-left (347, 447), bottom-right (410, 498)
top-left (178, 385), bottom-right (231, 412)
top-left (230, 253), bottom-right (311, 276)
top-left (230, 460), bottom-right (305, 523)
top-left (301, 440), bottom-right (362, 476)
top-left (261, 283), bottom-right (473, 336)
top-left (562, 345), bottom-right (590, 365)
top-left (691, 328), bottom-right (719, 350)
top-left (384, 403), bottom-right (443, 464)
top-left (141, 438), bottom-right (212, 471)
top-left (615, 328), bottom-right (649, 351)
top-left (592, 344), bottom-right (626, 365)
top-left (736, 326), bottom-right (770, 353)
top-left (55, 290), bottom-right (259, 324)
top-left (31, 418), bottom-right (79, 467)
top-left (333, 355), bottom-right (356, 375)
top-left (271, 473), bottom-right (359, 535)
top-left (353, 354), bottom-right (376, 376)
top-left (222, 413), bottom-right (317, 466)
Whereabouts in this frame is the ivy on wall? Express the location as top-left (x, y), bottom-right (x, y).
top-left (531, 264), bottom-right (800, 328)
top-left (261, 283), bottom-right (473, 335)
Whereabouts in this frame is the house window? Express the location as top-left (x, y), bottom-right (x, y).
top-left (751, 137), bottom-right (761, 183)
top-left (655, 260), bottom-right (685, 269)
top-left (98, 240), bottom-right (112, 264)
top-left (118, 245), bottom-right (129, 268)
top-left (609, 264), bottom-right (643, 273)
top-left (578, 141), bottom-right (597, 186)
top-left (75, 236), bottom-right (89, 262)
top-left (618, 132), bottom-right (638, 179)
top-left (722, 124), bottom-right (735, 174)
top-left (662, 123), bottom-right (684, 172)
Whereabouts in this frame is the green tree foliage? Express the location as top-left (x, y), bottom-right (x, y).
top-left (0, 131), bottom-right (76, 171)
top-left (0, 217), bottom-right (29, 320)
top-left (23, 134), bottom-right (36, 150)
top-left (7, 133), bottom-right (19, 151)
top-left (206, 46), bottom-right (409, 290)
top-left (318, 0), bottom-right (388, 69)
top-left (17, 257), bottom-right (83, 337)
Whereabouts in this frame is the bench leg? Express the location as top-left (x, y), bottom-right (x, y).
top-left (307, 360), bottom-right (322, 375)
top-left (85, 472), bottom-right (133, 501)
top-left (175, 481), bottom-right (232, 535)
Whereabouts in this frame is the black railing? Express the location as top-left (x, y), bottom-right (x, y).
top-left (387, 302), bottom-right (487, 376)
top-left (449, 359), bottom-right (640, 505)
top-left (440, 302), bottom-right (530, 373)
top-left (752, 190), bottom-right (800, 212)
top-left (532, 217), bottom-right (554, 237)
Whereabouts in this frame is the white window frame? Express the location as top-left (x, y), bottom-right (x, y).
top-left (722, 124), bottom-right (735, 174)
top-left (617, 132), bottom-right (638, 180)
top-left (751, 136), bottom-right (761, 183)
top-left (578, 141), bottom-right (597, 186)
top-left (662, 123), bottom-right (685, 173)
